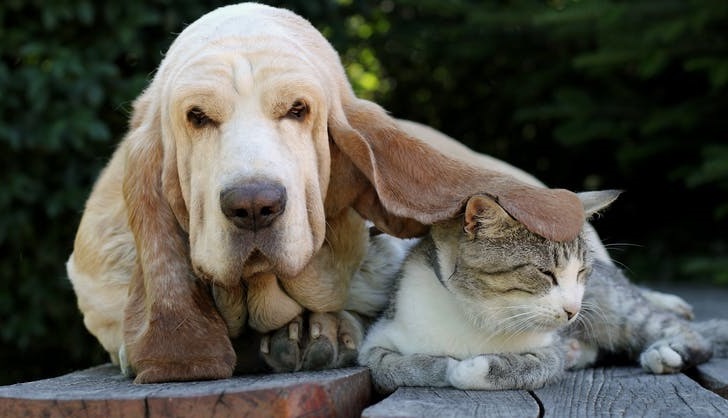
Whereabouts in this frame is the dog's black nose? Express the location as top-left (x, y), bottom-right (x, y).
top-left (220, 182), bottom-right (287, 231)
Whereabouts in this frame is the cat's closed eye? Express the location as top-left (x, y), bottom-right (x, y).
top-left (505, 287), bottom-right (535, 294)
top-left (538, 268), bottom-right (558, 286)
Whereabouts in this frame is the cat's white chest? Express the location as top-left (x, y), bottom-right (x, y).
top-left (382, 261), bottom-right (554, 359)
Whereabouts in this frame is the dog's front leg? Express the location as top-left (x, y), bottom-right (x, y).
top-left (121, 260), bottom-right (236, 383)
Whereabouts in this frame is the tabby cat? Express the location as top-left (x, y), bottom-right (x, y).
top-left (358, 190), bottom-right (727, 393)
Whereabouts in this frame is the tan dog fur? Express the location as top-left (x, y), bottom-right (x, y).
top-left (67, 3), bottom-right (585, 383)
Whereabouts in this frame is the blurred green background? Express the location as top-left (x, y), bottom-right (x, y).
top-left (1, 0), bottom-right (726, 385)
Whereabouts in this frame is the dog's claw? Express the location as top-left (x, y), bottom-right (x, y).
top-left (264, 322), bottom-right (301, 371)
top-left (118, 344), bottom-right (134, 378)
top-left (342, 333), bottom-right (356, 350)
top-left (289, 321), bottom-right (300, 341)
top-left (260, 335), bottom-right (270, 354)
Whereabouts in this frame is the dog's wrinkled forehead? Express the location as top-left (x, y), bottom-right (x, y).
top-left (156, 3), bottom-right (347, 98)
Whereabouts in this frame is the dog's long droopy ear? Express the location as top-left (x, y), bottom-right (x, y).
top-left (121, 88), bottom-right (235, 383)
top-left (130, 90), bottom-right (189, 231)
top-left (328, 99), bottom-right (585, 242)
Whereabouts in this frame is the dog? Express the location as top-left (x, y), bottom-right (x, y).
top-left (66, 3), bottom-right (585, 383)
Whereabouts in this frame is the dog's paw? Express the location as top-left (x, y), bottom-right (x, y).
top-left (126, 331), bottom-right (236, 383)
top-left (124, 309), bottom-right (236, 383)
top-left (305, 311), bottom-right (363, 370)
top-left (259, 316), bottom-right (304, 372)
top-left (260, 311), bottom-right (364, 372)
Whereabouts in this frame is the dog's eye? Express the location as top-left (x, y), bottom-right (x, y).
top-left (187, 107), bottom-right (213, 128)
top-left (286, 100), bottom-right (308, 119)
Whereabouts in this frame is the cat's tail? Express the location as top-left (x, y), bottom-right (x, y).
top-left (693, 319), bottom-right (728, 358)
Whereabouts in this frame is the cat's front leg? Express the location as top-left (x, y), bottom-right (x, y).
top-left (358, 345), bottom-right (451, 394)
top-left (446, 345), bottom-right (566, 390)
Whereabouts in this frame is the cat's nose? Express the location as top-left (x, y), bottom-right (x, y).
top-left (564, 308), bottom-right (578, 321)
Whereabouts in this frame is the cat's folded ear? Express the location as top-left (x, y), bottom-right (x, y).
top-left (463, 194), bottom-right (519, 239)
top-left (464, 190), bottom-right (621, 241)
top-left (578, 190), bottom-right (622, 219)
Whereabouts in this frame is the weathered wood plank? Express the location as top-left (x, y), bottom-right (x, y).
top-left (692, 358), bottom-right (728, 399)
top-left (0, 364), bottom-right (371, 418)
top-left (534, 366), bottom-right (728, 418)
top-left (361, 386), bottom-right (539, 418)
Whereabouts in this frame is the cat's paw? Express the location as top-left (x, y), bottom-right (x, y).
top-left (640, 344), bottom-right (685, 374)
top-left (446, 356), bottom-right (493, 390)
top-left (563, 338), bottom-right (598, 370)
top-left (260, 311), bottom-right (364, 372)
top-left (640, 333), bottom-right (713, 374)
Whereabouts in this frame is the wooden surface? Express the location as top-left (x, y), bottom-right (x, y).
top-left (363, 365), bottom-right (728, 418)
top-left (0, 365), bottom-right (371, 418)
top-left (1, 284), bottom-right (727, 418)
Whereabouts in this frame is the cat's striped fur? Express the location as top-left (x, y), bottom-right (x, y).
top-left (359, 190), bottom-right (727, 393)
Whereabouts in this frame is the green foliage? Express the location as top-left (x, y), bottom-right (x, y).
top-left (1, 0), bottom-right (727, 384)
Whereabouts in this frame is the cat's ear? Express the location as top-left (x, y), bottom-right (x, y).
top-left (463, 194), bottom-right (517, 239)
top-left (578, 190), bottom-right (622, 219)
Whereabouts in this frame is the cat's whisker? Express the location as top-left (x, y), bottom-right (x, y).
top-left (488, 310), bottom-right (540, 334)
top-left (581, 301), bottom-right (612, 325)
top-left (499, 319), bottom-right (535, 343)
top-left (608, 259), bottom-right (633, 273)
top-left (499, 310), bottom-right (552, 342)
top-left (574, 313), bottom-right (596, 343)
top-left (578, 302), bottom-right (619, 351)
top-left (469, 306), bottom-right (543, 339)
top-left (602, 242), bottom-right (643, 250)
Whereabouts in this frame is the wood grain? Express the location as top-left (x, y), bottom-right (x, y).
top-left (362, 386), bottom-right (539, 418)
top-left (535, 366), bottom-right (728, 417)
top-left (0, 364), bottom-right (371, 418)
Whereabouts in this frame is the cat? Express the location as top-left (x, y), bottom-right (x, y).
top-left (566, 258), bottom-right (727, 373)
top-left (358, 190), bottom-right (727, 394)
